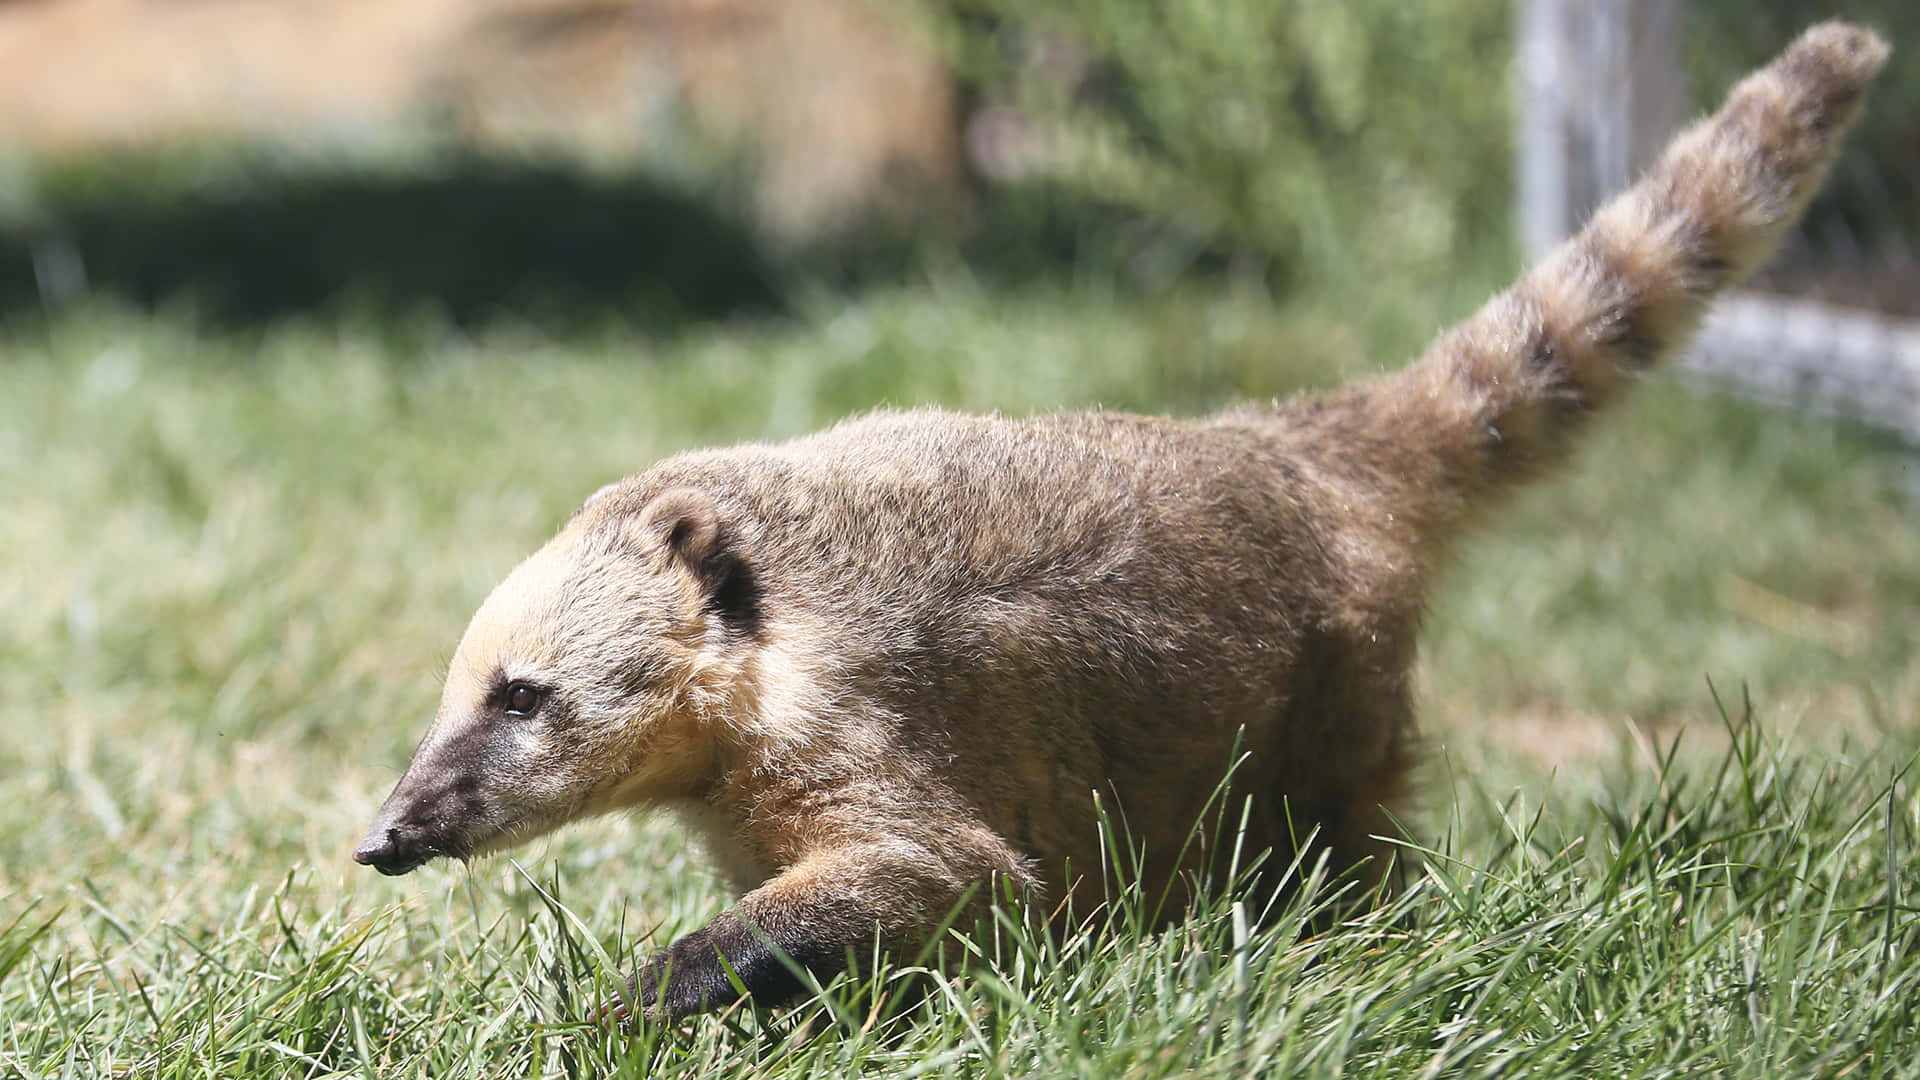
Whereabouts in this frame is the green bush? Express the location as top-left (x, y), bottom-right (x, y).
top-left (944, 0), bottom-right (1515, 290)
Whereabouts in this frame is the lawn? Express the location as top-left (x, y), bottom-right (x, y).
top-left (3, 260), bottom-right (1918, 1076)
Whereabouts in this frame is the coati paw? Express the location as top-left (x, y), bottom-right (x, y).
top-left (583, 955), bottom-right (702, 1027)
top-left (588, 913), bottom-right (816, 1025)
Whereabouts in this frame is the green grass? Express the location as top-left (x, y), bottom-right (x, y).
top-left (3, 270), bottom-right (1918, 1076)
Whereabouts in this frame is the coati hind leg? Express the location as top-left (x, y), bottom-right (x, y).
top-left (1258, 692), bottom-right (1419, 908)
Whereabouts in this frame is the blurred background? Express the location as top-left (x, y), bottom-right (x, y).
top-left (0, 0), bottom-right (1912, 332)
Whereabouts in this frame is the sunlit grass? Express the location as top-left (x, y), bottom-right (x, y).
top-left (3, 275), bottom-right (1917, 1075)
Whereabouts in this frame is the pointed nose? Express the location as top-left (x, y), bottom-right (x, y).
top-left (352, 827), bottom-right (396, 866)
top-left (353, 823), bottom-right (430, 876)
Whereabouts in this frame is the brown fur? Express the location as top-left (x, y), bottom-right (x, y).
top-left (356, 23), bottom-right (1889, 1018)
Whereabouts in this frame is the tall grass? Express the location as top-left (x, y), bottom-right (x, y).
top-left (3, 274), bottom-right (1917, 1075)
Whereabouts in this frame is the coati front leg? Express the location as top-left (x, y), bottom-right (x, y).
top-left (613, 832), bottom-right (1030, 1021)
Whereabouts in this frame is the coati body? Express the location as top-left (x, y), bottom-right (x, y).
top-left (356, 24), bottom-right (1888, 1020)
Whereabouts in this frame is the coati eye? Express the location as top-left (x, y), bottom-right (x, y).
top-left (504, 682), bottom-right (544, 716)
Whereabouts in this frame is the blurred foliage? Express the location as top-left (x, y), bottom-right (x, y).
top-left (1, 3), bottom-right (1904, 332)
top-left (0, 2), bottom-right (1521, 332)
top-left (0, 143), bottom-right (1230, 333)
top-left (0, 147), bottom-right (783, 331)
top-left (938, 0), bottom-right (1515, 292)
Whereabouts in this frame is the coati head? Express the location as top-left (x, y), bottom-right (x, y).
top-left (354, 485), bottom-right (759, 876)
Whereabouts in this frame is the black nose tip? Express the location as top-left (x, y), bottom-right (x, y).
top-left (352, 828), bottom-right (395, 865)
top-left (354, 826), bottom-right (430, 876)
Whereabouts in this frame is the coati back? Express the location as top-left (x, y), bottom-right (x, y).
top-left (355, 24), bottom-right (1889, 1021)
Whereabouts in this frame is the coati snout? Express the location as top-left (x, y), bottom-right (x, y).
top-left (356, 24), bottom-right (1889, 1023)
top-left (356, 488), bottom-right (741, 877)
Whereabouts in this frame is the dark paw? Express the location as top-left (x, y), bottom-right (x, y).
top-left (589, 934), bottom-right (747, 1026)
top-left (584, 965), bottom-right (658, 1029)
top-left (586, 913), bottom-right (819, 1025)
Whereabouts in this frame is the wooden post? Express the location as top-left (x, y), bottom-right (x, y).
top-left (1516, 0), bottom-right (1685, 260)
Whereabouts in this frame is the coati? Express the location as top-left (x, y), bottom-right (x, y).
top-left (355, 23), bottom-right (1889, 1021)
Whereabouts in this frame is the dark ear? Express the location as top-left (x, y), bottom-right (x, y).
top-left (636, 487), bottom-right (760, 629)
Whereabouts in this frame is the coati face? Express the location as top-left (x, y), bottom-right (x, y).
top-left (354, 487), bottom-right (756, 876)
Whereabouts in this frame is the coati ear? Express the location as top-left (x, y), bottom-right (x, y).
top-left (635, 487), bottom-right (760, 629)
top-left (639, 487), bottom-right (722, 569)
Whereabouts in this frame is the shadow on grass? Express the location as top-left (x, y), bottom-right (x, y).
top-left (0, 147), bottom-right (1287, 337)
top-left (0, 152), bottom-right (788, 331)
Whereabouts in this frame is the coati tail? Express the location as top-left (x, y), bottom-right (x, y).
top-left (1355, 21), bottom-right (1887, 530)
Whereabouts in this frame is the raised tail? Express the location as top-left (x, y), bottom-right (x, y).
top-left (1304, 21), bottom-right (1887, 547)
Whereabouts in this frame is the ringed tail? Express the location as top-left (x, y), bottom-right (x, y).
top-left (1331, 21), bottom-right (1889, 540)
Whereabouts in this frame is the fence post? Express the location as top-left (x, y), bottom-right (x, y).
top-left (1516, 0), bottom-right (1685, 260)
